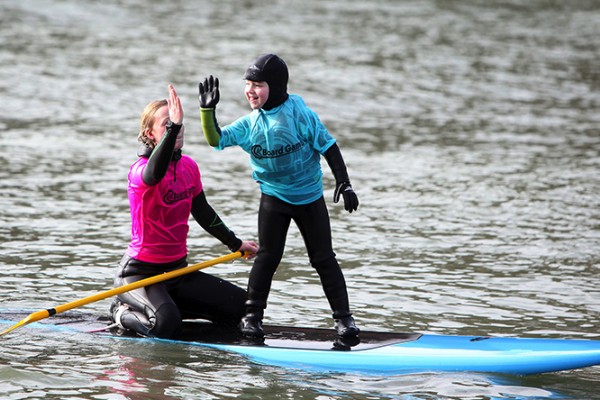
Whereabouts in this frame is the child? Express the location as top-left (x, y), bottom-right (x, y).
top-left (198, 54), bottom-right (360, 339)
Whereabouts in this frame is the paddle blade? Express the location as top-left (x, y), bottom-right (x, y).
top-left (0, 309), bottom-right (51, 337)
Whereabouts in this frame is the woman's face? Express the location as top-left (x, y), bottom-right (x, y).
top-left (245, 80), bottom-right (270, 110)
top-left (147, 105), bottom-right (184, 150)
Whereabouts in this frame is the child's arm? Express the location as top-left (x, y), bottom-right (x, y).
top-left (198, 75), bottom-right (222, 146)
top-left (324, 143), bottom-right (359, 213)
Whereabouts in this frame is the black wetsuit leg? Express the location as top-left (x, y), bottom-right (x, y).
top-left (293, 196), bottom-right (351, 318)
top-left (114, 256), bottom-right (185, 338)
top-left (247, 194), bottom-right (351, 318)
top-left (114, 255), bottom-right (247, 338)
top-left (246, 194), bottom-right (292, 308)
top-left (171, 271), bottom-right (247, 326)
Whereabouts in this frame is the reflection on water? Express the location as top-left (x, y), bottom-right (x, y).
top-left (1, 0), bottom-right (599, 398)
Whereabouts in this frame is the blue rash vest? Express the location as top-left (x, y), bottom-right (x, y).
top-left (216, 94), bottom-right (336, 205)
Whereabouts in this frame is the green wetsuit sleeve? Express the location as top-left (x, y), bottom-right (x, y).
top-left (200, 108), bottom-right (221, 147)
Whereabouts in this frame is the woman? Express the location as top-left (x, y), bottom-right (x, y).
top-left (111, 85), bottom-right (258, 339)
top-left (198, 54), bottom-right (360, 339)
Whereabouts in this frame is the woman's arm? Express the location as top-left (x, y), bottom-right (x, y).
top-left (142, 122), bottom-right (181, 186)
top-left (191, 191), bottom-right (242, 252)
top-left (143, 85), bottom-right (184, 186)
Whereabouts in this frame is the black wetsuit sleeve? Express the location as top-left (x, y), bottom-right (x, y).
top-left (191, 191), bottom-right (242, 252)
top-left (324, 143), bottom-right (350, 184)
top-left (142, 122), bottom-right (182, 186)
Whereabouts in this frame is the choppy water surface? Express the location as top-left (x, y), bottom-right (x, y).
top-left (1, 0), bottom-right (599, 398)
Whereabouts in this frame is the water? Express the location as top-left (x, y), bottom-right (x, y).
top-left (1, 0), bottom-right (599, 398)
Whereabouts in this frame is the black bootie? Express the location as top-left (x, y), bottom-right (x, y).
top-left (240, 312), bottom-right (264, 338)
top-left (333, 313), bottom-right (360, 338)
top-left (240, 300), bottom-right (265, 338)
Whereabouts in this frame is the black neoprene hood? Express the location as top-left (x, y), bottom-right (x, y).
top-left (244, 53), bottom-right (289, 110)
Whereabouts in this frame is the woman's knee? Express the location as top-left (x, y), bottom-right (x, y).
top-left (151, 302), bottom-right (182, 338)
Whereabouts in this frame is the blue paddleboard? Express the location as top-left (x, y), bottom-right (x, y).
top-left (1, 310), bottom-right (599, 376)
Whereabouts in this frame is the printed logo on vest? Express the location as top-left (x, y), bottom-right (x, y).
top-left (251, 142), bottom-right (304, 159)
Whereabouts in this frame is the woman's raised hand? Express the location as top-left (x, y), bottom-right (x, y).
top-left (167, 84), bottom-right (183, 125)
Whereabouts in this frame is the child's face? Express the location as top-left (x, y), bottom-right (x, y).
top-left (245, 80), bottom-right (270, 110)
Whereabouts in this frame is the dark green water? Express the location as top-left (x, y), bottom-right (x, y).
top-left (1, 0), bottom-right (599, 398)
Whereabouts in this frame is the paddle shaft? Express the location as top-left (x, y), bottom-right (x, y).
top-left (0, 251), bottom-right (244, 337)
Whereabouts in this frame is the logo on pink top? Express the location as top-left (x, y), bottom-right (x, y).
top-left (163, 188), bottom-right (194, 204)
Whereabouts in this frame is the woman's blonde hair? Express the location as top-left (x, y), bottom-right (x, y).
top-left (138, 99), bottom-right (167, 148)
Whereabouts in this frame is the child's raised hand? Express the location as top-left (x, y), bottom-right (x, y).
top-left (198, 75), bottom-right (220, 109)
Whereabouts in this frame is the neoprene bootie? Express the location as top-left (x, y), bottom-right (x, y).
top-left (240, 299), bottom-right (266, 338)
top-left (334, 314), bottom-right (360, 338)
top-left (240, 312), bottom-right (264, 338)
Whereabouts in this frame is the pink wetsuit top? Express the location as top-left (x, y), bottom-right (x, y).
top-left (126, 155), bottom-right (203, 263)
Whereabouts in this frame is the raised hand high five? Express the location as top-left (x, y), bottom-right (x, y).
top-left (199, 75), bottom-right (220, 109)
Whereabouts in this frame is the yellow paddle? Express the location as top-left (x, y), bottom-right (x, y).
top-left (0, 251), bottom-right (245, 337)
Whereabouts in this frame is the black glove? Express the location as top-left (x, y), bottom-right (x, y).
top-left (199, 75), bottom-right (220, 108)
top-left (333, 181), bottom-right (359, 213)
